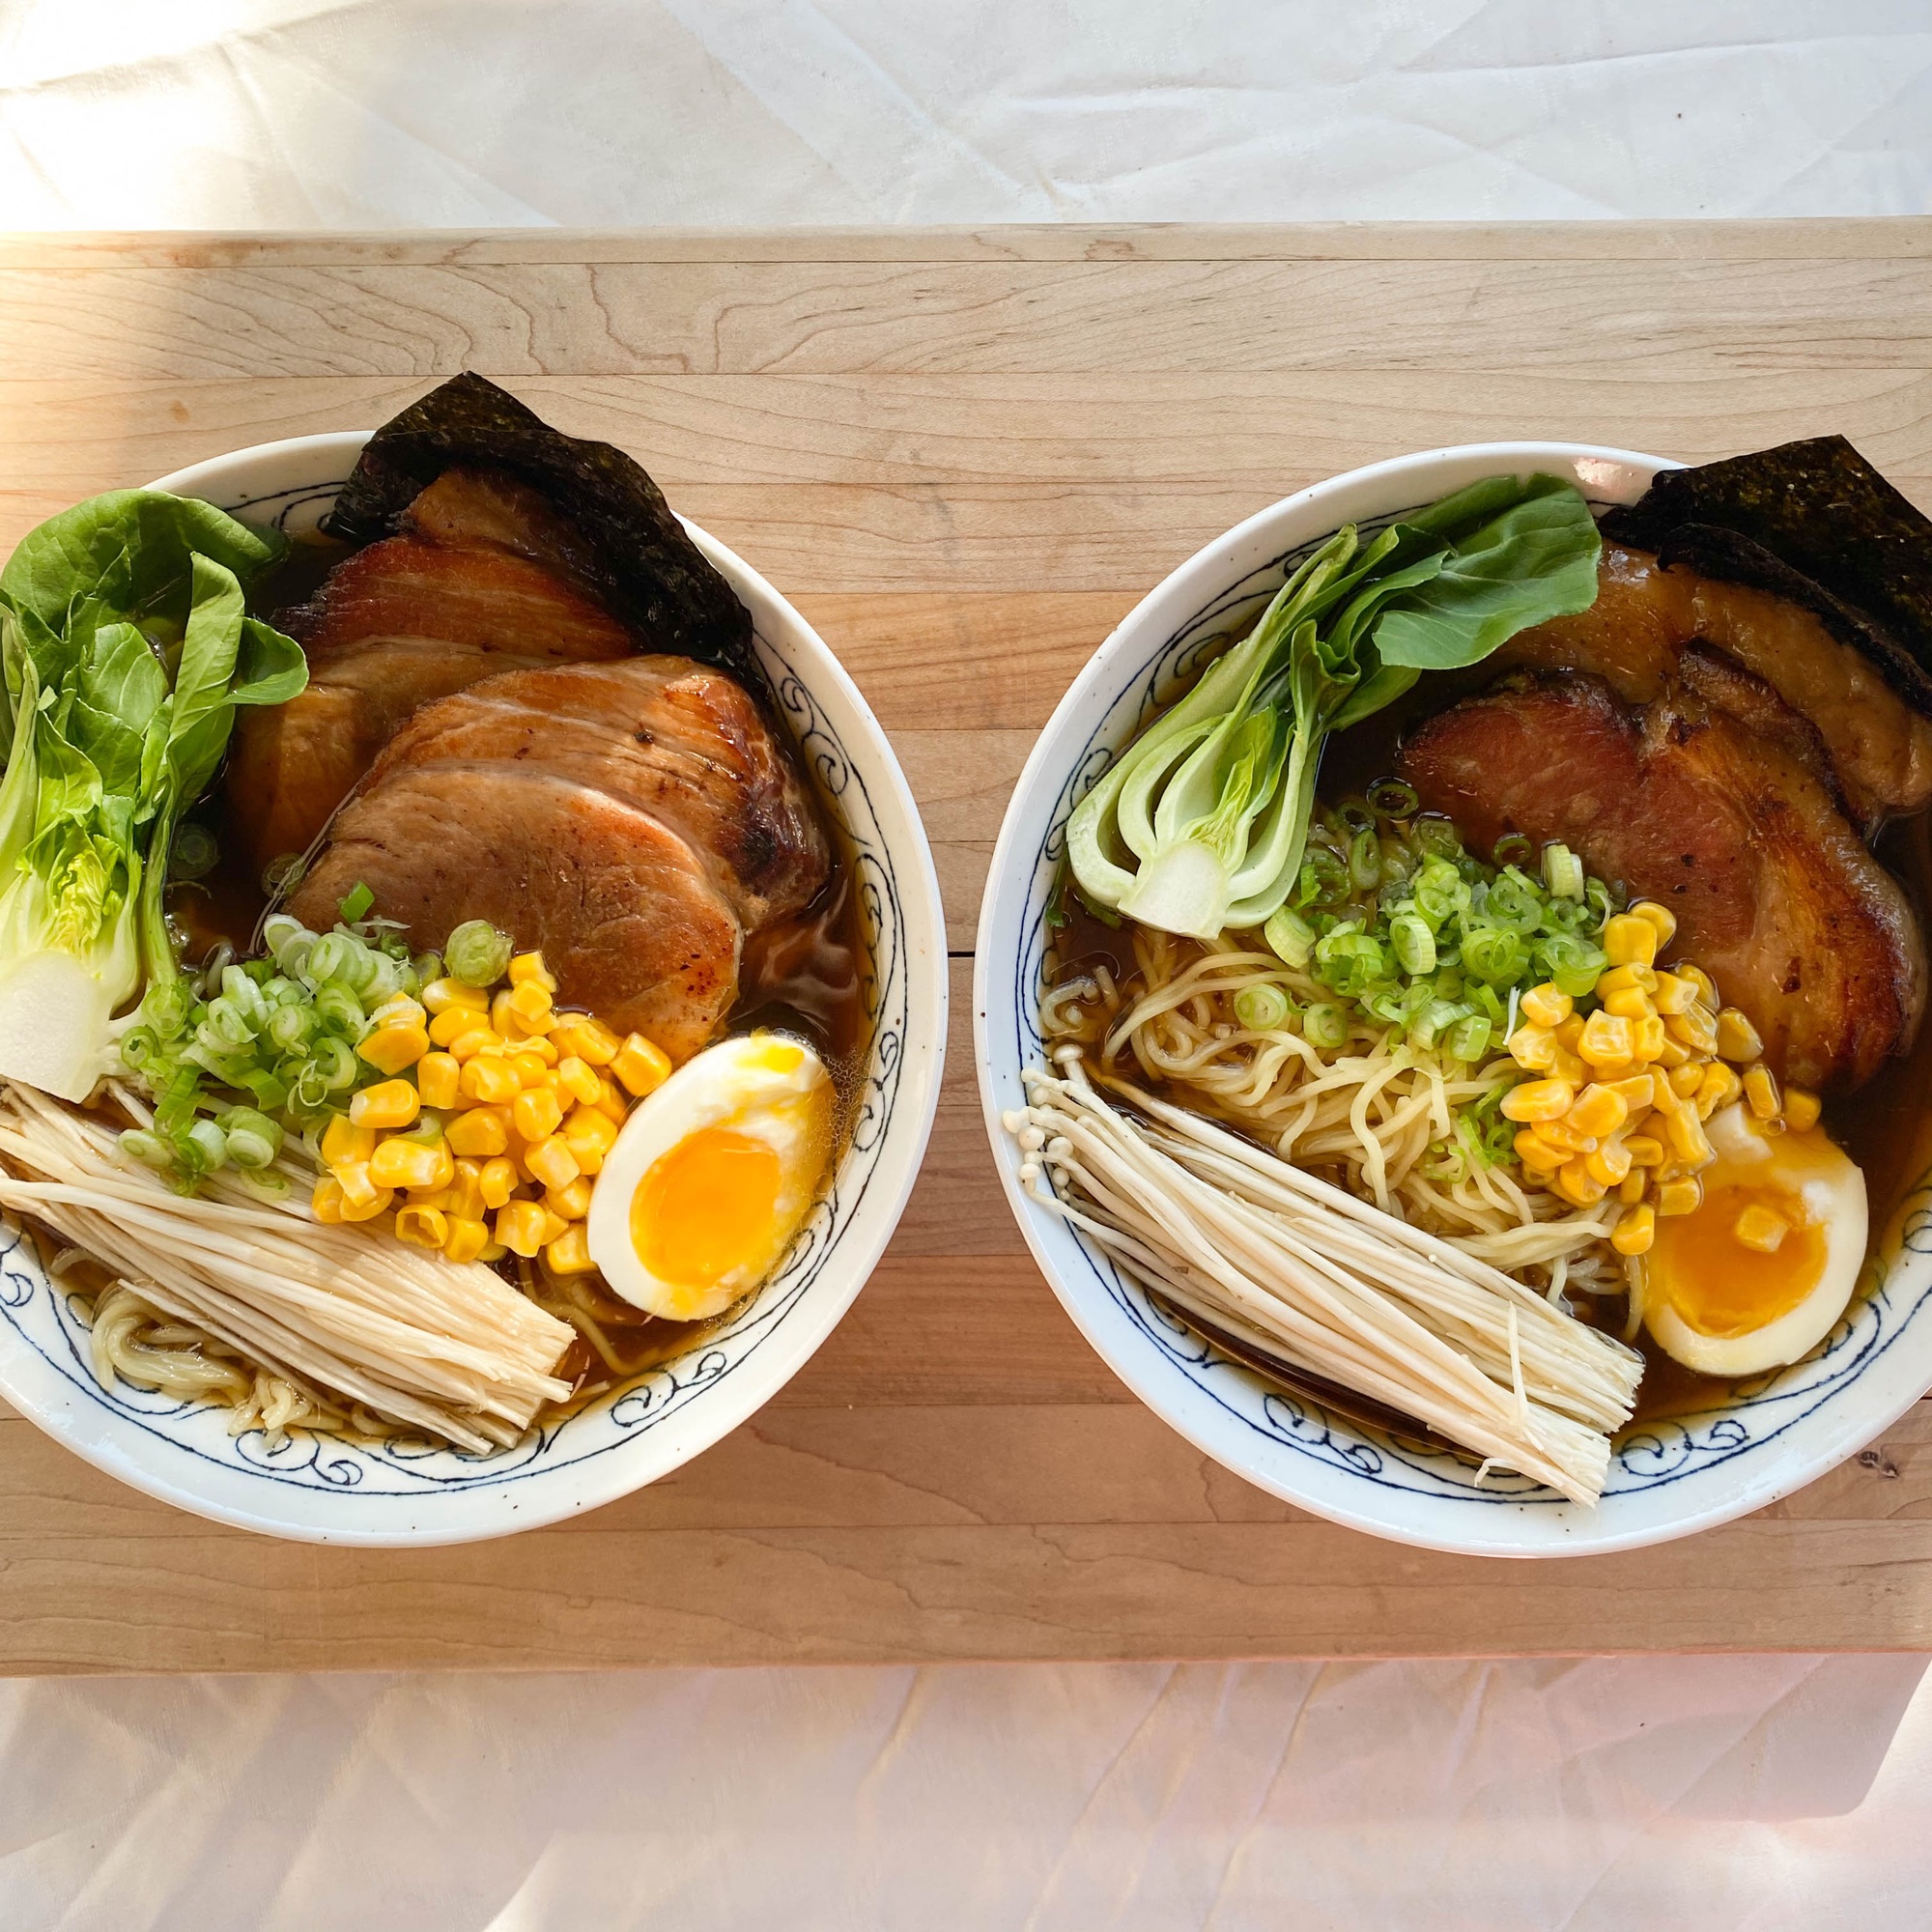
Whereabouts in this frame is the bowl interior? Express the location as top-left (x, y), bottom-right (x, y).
top-left (0, 435), bottom-right (946, 1545)
top-left (977, 442), bottom-right (1932, 1557)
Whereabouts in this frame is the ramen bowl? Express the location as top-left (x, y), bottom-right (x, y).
top-left (975, 440), bottom-right (1932, 1558)
top-left (0, 431), bottom-right (948, 1546)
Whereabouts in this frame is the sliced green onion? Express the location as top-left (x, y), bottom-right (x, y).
top-left (1264, 905), bottom-right (1316, 970)
top-left (1543, 841), bottom-right (1585, 901)
top-left (1389, 912), bottom-right (1436, 977)
top-left (1447, 1013), bottom-right (1492, 1063)
top-left (337, 881), bottom-right (376, 923)
top-left (1367, 778), bottom-right (1419, 821)
top-left (168, 822), bottom-right (220, 882)
top-left (445, 919), bottom-right (514, 988)
top-left (1302, 1003), bottom-right (1348, 1052)
top-left (1234, 983), bottom-right (1291, 1032)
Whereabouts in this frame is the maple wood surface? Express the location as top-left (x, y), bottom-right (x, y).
top-left (1, 223), bottom-right (1929, 1673)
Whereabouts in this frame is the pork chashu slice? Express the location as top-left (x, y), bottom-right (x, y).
top-left (1500, 545), bottom-right (1932, 826)
top-left (1398, 671), bottom-right (1926, 1092)
top-left (364, 659), bottom-right (829, 931)
top-left (286, 765), bottom-right (742, 1063)
top-left (227, 519), bottom-right (637, 877)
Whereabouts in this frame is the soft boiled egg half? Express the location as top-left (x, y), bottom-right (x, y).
top-left (1642, 1101), bottom-right (1867, 1378)
top-left (586, 1031), bottom-right (836, 1322)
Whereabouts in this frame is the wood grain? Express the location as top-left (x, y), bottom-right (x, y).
top-left (0, 221), bottom-right (1929, 1672)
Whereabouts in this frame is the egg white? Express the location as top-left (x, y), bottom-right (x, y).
top-left (1643, 1102), bottom-right (1866, 1378)
top-left (585, 1031), bottom-right (834, 1321)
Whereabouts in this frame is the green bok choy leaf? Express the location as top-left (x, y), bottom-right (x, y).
top-left (1066, 473), bottom-right (1602, 940)
top-left (0, 491), bottom-right (307, 1100)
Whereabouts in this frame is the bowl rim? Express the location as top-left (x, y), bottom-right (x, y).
top-left (973, 438), bottom-right (1928, 1559)
top-left (0, 428), bottom-right (949, 1546)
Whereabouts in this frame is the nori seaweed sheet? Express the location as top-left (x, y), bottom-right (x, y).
top-left (1600, 435), bottom-right (1932, 718)
top-left (325, 372), bottom-right (759, 689)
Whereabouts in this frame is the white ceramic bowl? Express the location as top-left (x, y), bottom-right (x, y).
top-left (0, 431), bottom-right (948, 1545)
top-left (976, 440), bottom-right (1932, 1558)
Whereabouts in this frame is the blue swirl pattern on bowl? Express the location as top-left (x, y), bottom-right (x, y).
top-left (0, 471), bottom-right (912, 1503)
top-left (1007, 509), bottom-right (1932, 1513)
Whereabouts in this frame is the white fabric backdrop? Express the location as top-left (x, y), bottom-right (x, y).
top-left (3, 3), bottom-right (1932, 1926)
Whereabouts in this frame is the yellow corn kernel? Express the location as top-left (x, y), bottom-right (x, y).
top-left (522, 1033), bottom-right (558, 1066)
top-left (1603, 1073), bottom-right (1659, 1110)
top-left (1566, 1084), bottom-right (1629, 1139)
top-left (1734, 1203), bottom-right (1791, 1254)
top-left (1613, 1203), bottom-right (1657, 1256)
top-left (1604, 913), bottom-right (1659, 968)
top-left (441, 1215), bottom-right (492, 1265)
top-left (611, 1033), bottom-right (672, 1098)
top-left (1501, 1077), bottom-right (1576, 1123)
top-left (445, 1157), bottom-right (487, 1224)
top-left (394, 1205), bottom-right (450, 1250)
top-left (509, 950), bottom-right (557, 991)
top-left (1554, 1157), bottom-right (1608, 1207)
top-left (321, 1115), bottom-right (377, 1170)
top-left (341, 1188), bottom-right (395, 1226)
top-left (1507, 1023), bottom-right (1557, 1072)
top-left (512, 1085), bottom-right (564, 1144)
top-left (1694, 1063), bottom-right (1742, 1122)
top-left (1678, 964), bottom-right (1719, 1009)
top-left (1617, 1171), bottom-right (1648, 1207)
top-left (545, 1224), bottom-right (598, 1274)
top-left (496, 1199), bottom-right (550, 1259)
top-left (407, 1185), bottom-right (452, 1212)
top-left (1650, 971), bottom-right (1697, 1016)
top-left (539, 1208), bottom-right (571, 1248)
top-left (1554, 1013), bottom-right (1586, 1051)
top-left (594, 1073), bottom-right (630, 1124)
top-left (551, 1016), bottom-right (620, 1066)
top-left (349, 1079), bottom-right (419, 1130)
top-left (1624, 1134), bottom-right (1666, 1169)
top-left (478, 1155), bottom-right (520, 1210)
top-left (507, 979), bottom-right (554, 1027)
top-left (423, 977), bottom-right (491, 1016)
top-left (525, 1134), bottom-right (582, 1191)
top-left (1597, 963), bottom-right (1659, 1000)
top-left (562, 1103), bottom-right (620, 1175)
top-left (415, 1051), bottom-right (462, 1111)
top-left (370, 1136), bottom-right (453, 1193)
top-left (1717, 1008), bottom-right (1764, 1064)
top-left (1549, 1047), bottom-right (1589, 1088)
top-left (311, 1176), bottom-right (347, 1224)
top-left (370, 994), bottom-right (428, 1034)
top-left (1632, 1014), bottom-right (1667, 1064)
top-left (1744, 1063), bottom-right (1781, 1121)
top-left (1515, 1128), bottom-right (1564, 1173)
top-left (1520, 982), bottom-right (1573, 1029)
top-left (1629, 900), bottom-right (1678, 949)
top-left (383, 1040), bottom-right (440, 1097)
top-left (447, 1024), bottom-right (504, 1062)
top-left (544, 1176), bottom-right (593, 1220)
top-left (459, 1056), bottom-right (523, 1106)
top-left (1651, 1031), bottom-right (1693, 1069)
top-left (1604, 985), bottom-right (1657, 1022)
top-left (1663, 1105), bottom-right (1713, 1167)
top-left (1783, 1087), bottom-right (1822, 1133)
top-left (1586, 1140), bottom-right (1634, 1187)
top-left (489, 988), bottom-right (517, 1037)
top-left (508, 1049), bottom-right (551, 1091)
top-left (446, 1105), bottom-right (511, 1158)
top-left (1578, 1009), bottom-right (1634, 1067)
top-left (1531, 1117), bottom-right (1599, 1156)
top-left (1662, 1012), bottom-right (1723, 1059)
top-left (428, 1006), bottom-right (477, 1047)
top-left (556, 1055), bottom-right (604, 1106)
top-left (1657, 1176), bottom-right (1705, 1218)
top-left (1667, 1062), bottom-right (1705, 1099)
top-left (333, 1159), bottom-right (382, 1210)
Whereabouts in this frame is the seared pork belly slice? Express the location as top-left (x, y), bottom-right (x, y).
top-left (1398, 673), bottom-right (1927, 1092)
top-left (230, 537), bottom-right (638, 875)
top-left (369, 659), bottom-right (829, 929)
top-left (401, 469), bottom-right (609, 593)
top-left (1501, 547), bottom-right (1932, 825)
top-left (287, 765), bottom-right (742, 1063)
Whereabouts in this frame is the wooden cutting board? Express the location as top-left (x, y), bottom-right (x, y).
top-left (1, 220), bottom-right (1930, 1672)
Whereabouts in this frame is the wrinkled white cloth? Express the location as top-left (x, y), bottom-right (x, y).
top-left (0, 0), bottom-right (1927, 227)
top-left (4, 4), bottom-right (1932, 1926)
top-left (3, 1656), bottom-right (1930, 1929)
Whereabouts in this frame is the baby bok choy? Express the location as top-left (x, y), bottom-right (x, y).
top-left (0, 492), bottom-right (306, 1100)
top-left (1066, 473), bottom-right (1603, 940)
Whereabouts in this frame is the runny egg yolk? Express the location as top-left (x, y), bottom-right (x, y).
top-left (1652, 1180), bottom-right (1826, 1340)
top-left (631, 1127), bottom-right (782, 1291)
